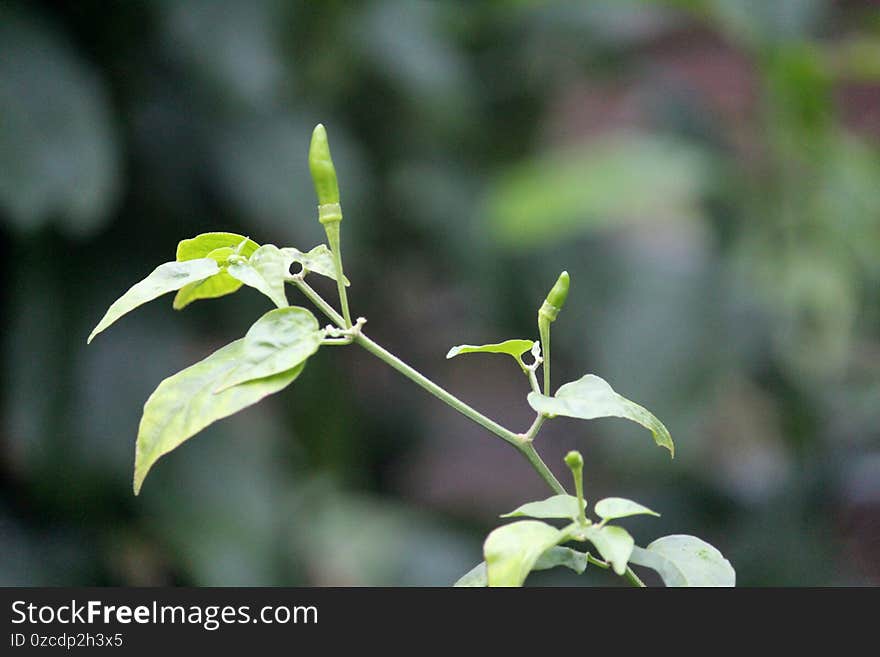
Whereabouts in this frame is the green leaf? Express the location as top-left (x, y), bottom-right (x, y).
top-left (446, 339), bottom-right (535, 363)
top-left (583, 525), bottom-right (634, 576)
top-left (173, 233), bottom-right (261, 309)
top-left (282, 245), bottom-right (350, 286)
top-left (454, 546), bottom-right (587, 587)
top-left (134, 339), bottom-right (304, 495)
top-left (594, 497), bottom-right (660, 521)
top-left (176, 232), bottom-right (260, 261)
top-left (453, 562), bottom-right (488, 587)
top-left (628, 535), bottom-right (735, 587)
top-left (527, 374), bottom-right (674, 457)
top-left (533, 546), bottom-right (588, 575)
top-left (227, 244), bottom-right (293, 309)
top-left (484, 520), bottom-right (566, 587)
top-left (88, 259), bottom-right (220, 343)
top-left (500, 494), bottom-right (585, 521)
top-left (214, 307), bottom-right (323, 393)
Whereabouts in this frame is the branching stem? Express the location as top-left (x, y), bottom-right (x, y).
top-left (288, 275), bottom-right (640, 586)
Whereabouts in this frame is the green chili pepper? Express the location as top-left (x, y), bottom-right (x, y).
top-left (538, 270), bottom-right (569, 324)
top-left (538, 271), bottom-right (570, 395)
top-left (308, 123), bottom-right (352, 327)
top-left (309, 123), bottom-right (342, 225)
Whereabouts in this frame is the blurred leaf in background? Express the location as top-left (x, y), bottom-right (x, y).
top-left (0, 0), bottom-right (878, 586)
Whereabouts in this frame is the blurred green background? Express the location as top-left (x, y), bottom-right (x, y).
top-left (1, 0), bottom-right (878, 586)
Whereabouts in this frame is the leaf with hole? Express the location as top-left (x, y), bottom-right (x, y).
top-left (215, 307), bottom-right (323, 393)
top-left (282, 245), bottom-right (350, 286)
top-left (484, 520), bottom-right (566, 587)
top-left (88, 259), bottom-right (220, 343)
top-left (582, 525), bottom-right (634, 575)
top-left (500, 494), bottom-right (585, 521)
top-left (227, 244), bottom-right (293, 308)
top-left (594, 497), bottom-right (660, 521)
top-left (628, 535), bottom-right (735, 587)
top-left (173, 233), bottom-right (261, 309)
top-left (527, 374), bottom-right (674, 457)
top-left (134, 339), bottom-right (305, 495)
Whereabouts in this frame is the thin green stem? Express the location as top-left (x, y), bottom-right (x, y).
top-left (586, 553), bottom-right (610, 570)
top-left (523, 414), bottom-right (545, 441)
top-left (289, 277), bottom-right (644, 587)
top-left (354, 333), bottom-right (523, 450)
top-left (322, 337), bottom-right (353, 345)
top-left (539, 318), bottom-right (551, 395)
top-left (518, 442), bottom-right (566, 494)
top-left (527, 368), bottom-right (540, 394)
top-left (624, 566), bottom-right (646, 588)
top-left (572, 465), bottom-right (586, 526)
top-left (323, 221), bottom-right (353, 328)
top-left (289, 276), bottom-right (346, 328)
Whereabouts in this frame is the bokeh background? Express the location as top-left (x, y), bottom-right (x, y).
top-left (1, 0), bottom-right (879, 586)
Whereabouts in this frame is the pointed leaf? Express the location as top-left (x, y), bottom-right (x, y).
top-left (454, 546), bottom-right (587, 587)
top-left (215, 307), bottom-right (323, 393)
top-left (173, 233), bottom-right (261, 308)
top-left (446, 339), bottom-right (536, 362)
top-left (453, 562), bottom-right (488, 587)
top-left (583, 525), bottom-right (634, 575)
top-left (176, 232), bottom-right (260, 261)
top-left (501, 494), bottom-right (585, 520)
top-left (527, 374), bottom-right (674, 457)
top-left (594, 497), bottom-right (660, 521)
top-left (282, 245), bottom-right (350, 286)
top-left (227, 244), bottom-right (293, 308)
top-left (134, 339), bottom-right (304, 495)
top-left (628, 535), bottom-right (735, 587)
top-left (484, 520), bottom-right (566, 587)
top-left (533, 546), bottom-right (588, 575)
top-left (88, 259), bottom-right (219, 343)
top-left (174, 246), bottom-right (239, 310)
top-left (174, 272), bottom-right (243, 309)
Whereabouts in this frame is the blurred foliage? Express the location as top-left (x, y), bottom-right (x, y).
top-left (1, 0), bottom-right (878, 586)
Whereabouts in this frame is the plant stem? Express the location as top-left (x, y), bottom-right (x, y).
top-left (289, 277), bottom-right (346, 327)
top-left (354, 333), bottom-right (523, 449)
top-left (527, 368), bottom-right (540, 394)
top-left (517, 442), bottom-right (566, 494)
top-left (323, 222), bottom-right (353, 328)
top-left (523, 414), bottom-right (545, 441)
top-left (289, 276), bottom-right (643, 586)
top-left (539, 318), bottom-right (551, 395)
top-left (586, 554), bottom-right (610, 569)
top-left (624, 566), bottom-right (646, 587)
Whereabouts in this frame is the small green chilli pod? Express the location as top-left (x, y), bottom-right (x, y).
top-left (538, 271), bottom-right (569, 394)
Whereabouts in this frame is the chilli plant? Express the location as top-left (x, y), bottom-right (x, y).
top-left (88, 124), bottom-right (735, 587)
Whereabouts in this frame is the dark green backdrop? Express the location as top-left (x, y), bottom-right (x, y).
top-left (1, 0), bottom-right (878, 586)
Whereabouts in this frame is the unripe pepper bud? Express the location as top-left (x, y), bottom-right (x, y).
top-left (538, 271), bottom-right (570, 395)
top-left (309, 124), bottom-right (342, 224)
top-left (564, 450), bottom-right (587, 524)
top-left (564, 450), bottom-right (583, 471)
top-left (538, 271), bottom-right (569, 323)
